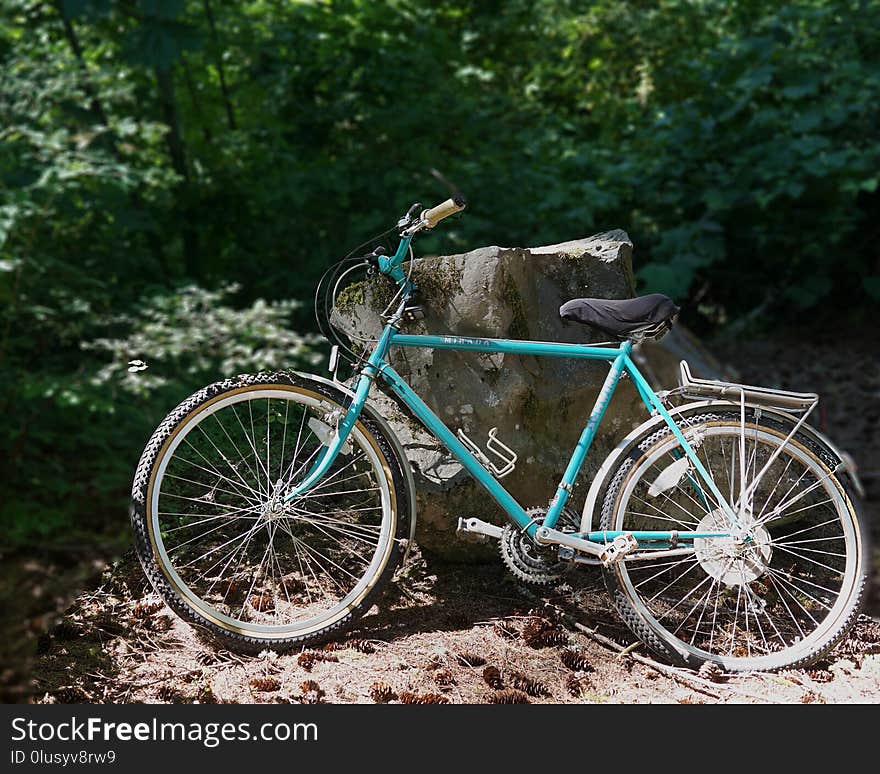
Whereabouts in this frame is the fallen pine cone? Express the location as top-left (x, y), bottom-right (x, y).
top-left (493, 621), bottom-right (519, 640)
top-left (564, 674), bottom-right (584, 697)
top-left (196, 650), bottom-right (220, 666)
top-left (522, 617), bottom-right (566, 648)
top-left (369, 681), bottom-right (397, 703)
top-left (297, 651), bottom-right (339, 670)
top-left (249, 594), bottom-right (275, 613)
top-left (488, 689), bottom-right (530, 704)
top-left (836, 637), bottom-right (880, 657)
top-left (806, 669), bottom-right (834, 684)
top-left (697, 661), bottom-right (726, 682)
top-left (146, 614), bottom-right (173, 632)
top-left (432, 669), bottom-right (456, 689)
top-left (132, 600), bottom-right (164, 619)
top-left (249, 676), bottom-right (281, 692)
top-left (455, 651), bottom-right (486, 667)
top-left (482, 665), bottom-right (503, 689)
top-left (347, 638), bottom-right (376, 654)
top-left (399, 691), bottom-right (449, 704)
top-left (299, 680), bottom-right (325, 704)
top-left (509, 672), bottom-right (549, 697)
top-left (560, 649), bottom-right (592, 672)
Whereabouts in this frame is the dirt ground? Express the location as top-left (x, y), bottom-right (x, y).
top-left (11, 540), bottom-right (875, 706)
top-left (6, 327), bottom-right (880, 705)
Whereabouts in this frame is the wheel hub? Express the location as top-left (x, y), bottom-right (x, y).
top-left (693, 509), bottom-right (772, 586)
top-left (261, 497), bottom-right (286, 521)
top-left (261, 479), bottom-right (291, 521)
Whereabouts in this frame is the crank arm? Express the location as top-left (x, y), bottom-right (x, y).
top-left (534, 526), bottom-right (605, 558)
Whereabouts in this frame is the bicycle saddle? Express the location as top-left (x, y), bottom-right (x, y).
top-left (559, 293), bottom-right (679, 340)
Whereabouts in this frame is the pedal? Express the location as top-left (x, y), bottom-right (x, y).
top-left (600, 534), bottom-right (639, 566)
top-left (456, 517), bottom-right (504, 543)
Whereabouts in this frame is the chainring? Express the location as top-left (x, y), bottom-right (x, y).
top-left (499, 506), bottom-right (579, 586)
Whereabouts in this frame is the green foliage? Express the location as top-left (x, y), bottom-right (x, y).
top-left (1, 0), bottom-right (878, 545)
top-left (85, 284), bottom-right (321, 397)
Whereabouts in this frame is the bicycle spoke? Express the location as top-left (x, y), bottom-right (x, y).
top-left (686, 571), bottom-right (726, 646)
top-left (654, 571), bottom-right (715, 624)
top-left (753, 454), bottom-right (796, 521)
top-left (758, 465), bottom-right (842, 528)
top-left (772, 543), bottom-right (846, 575)
top-left (163, 472), bottom-right (260, 505)
top-left (181, 436), bottom-right (262, 502)
top-left (162, 512), bottom-right (261, 535)
top-left (209, 413), bottom-right (264, 498)
top-left (609, 413), bottom-right (859, 667)
top-left (629, 493), bottom-right (700, 529)
top-left (764, 567), bottom-right (832, 616)
top-left (178, 521), bottom-right (264, 570)
top-left (633, 555), bottom-right (700, 590)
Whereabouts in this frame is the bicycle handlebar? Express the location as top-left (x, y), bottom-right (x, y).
top-left (379, 194), bottom-right (468, 284)
top-left (420, 194), bottom-right (467, 229)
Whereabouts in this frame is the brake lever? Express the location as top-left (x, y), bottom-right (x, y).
top-left (397, 202), bottom-right (422, 229)
top-left (362, 245), bottom-right (386, 271)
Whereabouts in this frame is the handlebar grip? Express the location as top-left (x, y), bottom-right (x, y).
top-left (421, 194), bottom-right (467, 228)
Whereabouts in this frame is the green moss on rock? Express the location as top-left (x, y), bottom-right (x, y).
top-left (334, 281), bottom-right (366, 314)
top-left (501, 271), bottom-right (530, 340)
top-left (412, 259), bottom-right (463, 309)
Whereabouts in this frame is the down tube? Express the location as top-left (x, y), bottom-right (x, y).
top-left (377, 365), bottom-right (533, 533)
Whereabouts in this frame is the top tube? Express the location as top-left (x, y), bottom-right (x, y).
top-left (389, 333), bottom-right (630, 361)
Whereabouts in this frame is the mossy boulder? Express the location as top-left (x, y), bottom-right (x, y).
top-left (331, 231), bottom-right (664, 560)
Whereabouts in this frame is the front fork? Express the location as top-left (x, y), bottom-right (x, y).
top-left (283, 237), bottom-right (414, 503)
top-left (281, 370), bottom-right (372, 503)
top-left (282, 320), bottom-right (400, 503)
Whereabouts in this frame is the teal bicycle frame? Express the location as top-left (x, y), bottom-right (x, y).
top-left (286, 234), bottom-right (740, 554)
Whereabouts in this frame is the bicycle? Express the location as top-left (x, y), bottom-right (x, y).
top-left (130, 195), bottom-right (870, 672)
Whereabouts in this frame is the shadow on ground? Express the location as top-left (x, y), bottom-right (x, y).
top-left (17, 544), bottom-right (880, 706)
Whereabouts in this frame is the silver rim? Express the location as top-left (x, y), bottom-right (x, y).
top-left (611, 422), bottom-right (859, 669)
top-left (148, 387), bottom-right (395, 639)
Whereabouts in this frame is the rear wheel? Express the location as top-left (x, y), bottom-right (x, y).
top-left (130, 372), bottom-right (410, 652)
top-left (599, 410), bottom-right (869, 672)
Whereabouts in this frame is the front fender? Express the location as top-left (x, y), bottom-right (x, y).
top-left (294, 371), bottom-right (418, 565)
top-left (579, 399), bottom-right (852, 533)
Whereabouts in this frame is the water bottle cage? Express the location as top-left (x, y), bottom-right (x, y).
top-left (456, 427), bottom-right (518, 479)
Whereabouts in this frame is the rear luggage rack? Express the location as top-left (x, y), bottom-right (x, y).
top-left (678, 360), bottom-right (818, 413)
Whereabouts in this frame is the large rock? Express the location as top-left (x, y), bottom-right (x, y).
top-left (332, 230), bottom-right (662, 560)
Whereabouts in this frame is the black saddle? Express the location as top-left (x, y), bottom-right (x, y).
top-left (559, 293), bottom-right (679, 340)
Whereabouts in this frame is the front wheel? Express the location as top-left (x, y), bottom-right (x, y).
top-left (599, 410), bottom-right (870, 672)
top-left (130, 371), bottom-right (410, 652)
